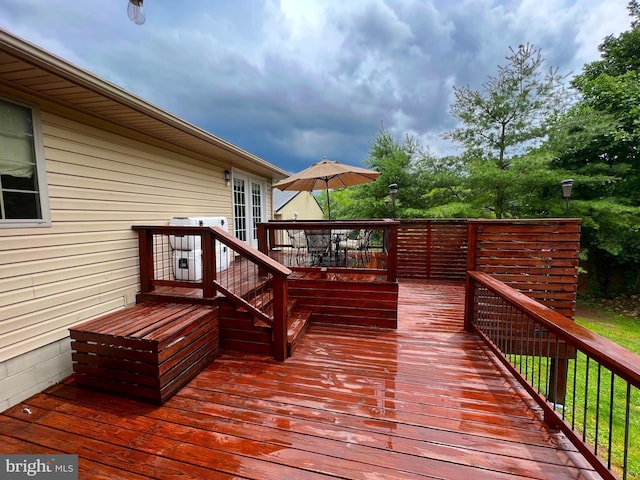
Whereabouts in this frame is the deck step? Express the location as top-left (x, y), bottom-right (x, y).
top-left (254, 298), bottom-right (297, 328)
top-left (229, 283), bottom-right (312, 358)
top-left (248, 290), bottom-right (273, 311)
top-left (287, 307), bottom-right (312, 357)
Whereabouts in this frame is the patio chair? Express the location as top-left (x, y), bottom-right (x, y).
top-left (339, 229), bottom-right (372, 266)
top-left (287, 230), bottom-right (306, 264)
top-left (305, 229), bottom-right (331, 266)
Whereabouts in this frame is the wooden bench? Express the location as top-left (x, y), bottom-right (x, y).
top-left (70, 302), bottom-right (219, 404)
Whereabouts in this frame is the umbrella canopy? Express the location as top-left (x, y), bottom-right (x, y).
top-left (273, 158), bottom-right (380, 220)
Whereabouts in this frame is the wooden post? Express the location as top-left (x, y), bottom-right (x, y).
top-left (548, 358), bottom-right (568, 406)
top-left (464, 222), bottom-right (478, 332)
top-left (136, 227), bottom-right (154, 294)
top-left (257, 223), bottom-right (268, 254)
top-left (426, 221), bottom-right (432, 279)
top-left (387, 223), bottom-right (398, 283)
top-left (271, 274), bottom-right (288, 361)
top-left (202, 228), bottom-right (215, 298)
top-left (257, 223), bottom-right (268, 279)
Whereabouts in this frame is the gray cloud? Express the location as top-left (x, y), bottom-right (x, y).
top-left (0, 0), bottom-right (631, 172)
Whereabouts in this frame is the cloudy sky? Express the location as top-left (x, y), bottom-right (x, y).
top-left (0, 0), bottom-right (632, 173)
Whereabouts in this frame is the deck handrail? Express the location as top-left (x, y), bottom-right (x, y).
top-left (258, 219), bottom-right (398, 282)
top-left (466, 270), bottom-right (640, 480)
top-left (132, 225), bottom-right (292, 361)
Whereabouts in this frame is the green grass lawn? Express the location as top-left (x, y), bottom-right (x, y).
top-left (575, 307), bottom-right (640, 353)
top-left (573, 305), bottom-right (640, 480)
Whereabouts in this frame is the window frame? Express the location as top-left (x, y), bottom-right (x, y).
top-left (0, 95), bottom-right (51, 228)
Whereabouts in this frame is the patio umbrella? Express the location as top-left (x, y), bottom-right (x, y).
top-left (273, 157), bottom-right (380, 220)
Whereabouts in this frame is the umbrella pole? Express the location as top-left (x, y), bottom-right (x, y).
top-left (325, 179), bottom-right (331, 222)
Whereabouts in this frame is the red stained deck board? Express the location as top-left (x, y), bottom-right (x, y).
top-left (0, 280), bottom-right (601, 479)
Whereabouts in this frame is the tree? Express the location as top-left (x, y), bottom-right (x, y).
top-left (445, 43), bottom-right (571, 218)
top-left (330, 126), bottom-right (430, 219)
top-left (548, 1), bottom-right (640, 295)
top-left (563, 2), bottom-right (640, 204)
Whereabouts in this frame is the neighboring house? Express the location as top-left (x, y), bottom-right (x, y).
top-left (273, 189), bottom-right (324, 220)
top-left (0, 29), bottom-right (289, 410)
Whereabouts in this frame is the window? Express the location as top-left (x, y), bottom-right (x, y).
top-left (0, 97), bottom-right (50, 226)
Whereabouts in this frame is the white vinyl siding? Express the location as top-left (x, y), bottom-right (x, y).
top-left (0, 110), bottom-right (244, 363)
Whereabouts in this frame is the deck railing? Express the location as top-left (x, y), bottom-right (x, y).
top-left (466, 271), bottom-right (640, 480)
top-left (132, 225), bottom-right (292, 360)
top-left (257, 220), bottom-right (398, 282)
top-left (396, 219), bottom-right (468, 280)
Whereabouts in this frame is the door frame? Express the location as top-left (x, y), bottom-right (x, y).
top-left (231, 170), bottom-right (267, 249)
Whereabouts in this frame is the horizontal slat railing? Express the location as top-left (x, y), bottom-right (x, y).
top-left (466, 271), bottom-right (640, 480)
top-left (396, 219), bottom-right (468, 280)
top-left (132, 225), bottom-right (292, 360)
top-left (467, 219), bottom-right (582, 319)
top-left (258, 220), bottom-right (398, 282)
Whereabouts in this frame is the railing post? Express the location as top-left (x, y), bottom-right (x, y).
top-left (202, 228), bottom-right (216, 298)
top-left (466, 221), bottom-right (477, 273)
top-left (387, 223), bottom-right (398, 282)
top-left (257, 223), bottom-right (268, 279)
top-left (464, 273), bottom-right (475, 332)
top-left (136, 227), bottom-right (154, 294)
top-left (271, 274), bottom-right (288, 361)
top-left (426, 221), bottom-right (432, 279)
top-left (257, 223), bottom-right (268, 255)
top-left (464, 222), bottom-right (478, 331)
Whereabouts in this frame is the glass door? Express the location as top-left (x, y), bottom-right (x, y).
top-left (232, 172), bottom-right (266, 248)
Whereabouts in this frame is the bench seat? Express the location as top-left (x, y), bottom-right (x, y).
top-left (70, 303), bottom-right (219, 404)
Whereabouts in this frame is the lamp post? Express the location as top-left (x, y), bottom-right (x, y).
top-left (389, 183), bottom-right (398, 219)
top-left (561, 179), bottom-right (574, 216)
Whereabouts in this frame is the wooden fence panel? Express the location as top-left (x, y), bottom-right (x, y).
top-left (469, 219), bottom-right (581, 319)
top-left (397, 220), bottom-right (468, 281)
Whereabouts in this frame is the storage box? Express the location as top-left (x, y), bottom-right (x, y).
top-left (70, 303), bottom-right (219, 404)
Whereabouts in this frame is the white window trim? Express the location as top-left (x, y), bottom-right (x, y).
top-left (0, 95), bottom-right (51, 228)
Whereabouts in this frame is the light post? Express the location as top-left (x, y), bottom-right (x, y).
top-left (389, 183), bottom-right (398, 219)
top-left (384, 199), bottom-right (390, 217)
top-left (561, 179), bottom-right (574, 216)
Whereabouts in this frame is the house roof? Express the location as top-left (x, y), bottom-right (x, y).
top-left (273, 189), bottom-right (301, 212)
top-left (272, 189), bottom-right (324, 214)
top-left (0, 29), bottom-right (289, 180)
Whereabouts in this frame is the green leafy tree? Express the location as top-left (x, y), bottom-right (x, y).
top-left (548, 1), bottom-right (640, 295)
top-left (445, 43), bottom-right (571, 218)
top-left (330, 126), bottom-right (430, 219)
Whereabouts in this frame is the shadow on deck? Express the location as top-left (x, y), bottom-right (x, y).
top-left (0, 280), bottom-right (602, 479)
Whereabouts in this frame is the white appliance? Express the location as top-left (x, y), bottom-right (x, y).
top-left (173, 249), bottom-right (203, 281)
top-left (169, 216), bottom-right (230, 280)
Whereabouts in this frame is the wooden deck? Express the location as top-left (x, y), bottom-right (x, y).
top-left (0, 280), bottom-right (601, 479)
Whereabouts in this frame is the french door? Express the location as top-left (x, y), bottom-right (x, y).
top-left (232, 172), bottom-right (266, 248)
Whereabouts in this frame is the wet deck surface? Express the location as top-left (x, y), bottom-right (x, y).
top-left (0, 280), bottom-right (601, 479)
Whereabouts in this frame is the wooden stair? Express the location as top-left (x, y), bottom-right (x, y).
top-left (242, 280), bottom-right (312, 357)
top-left (286, 305), bottom-right (312, 357)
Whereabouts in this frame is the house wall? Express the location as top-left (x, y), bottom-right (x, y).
top-left (276, 192), bottom-right (324, 220)
top-left (0, 104), bottom-right (271, 408)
